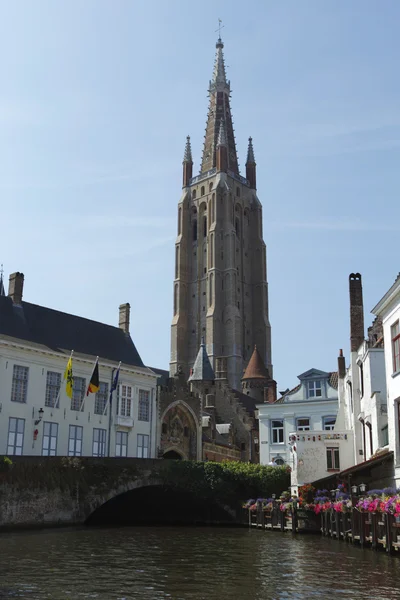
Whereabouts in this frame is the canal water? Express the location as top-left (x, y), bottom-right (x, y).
top-left (1, 527), bottom-right (400, 600)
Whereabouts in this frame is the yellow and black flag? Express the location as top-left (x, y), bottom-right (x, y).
top-left (64, 351), bottom-right (74, 398)
top-left (86, 358), bottom-right (100, 396)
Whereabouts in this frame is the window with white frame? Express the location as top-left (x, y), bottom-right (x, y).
top-left (296, 418), bottom-right (310, 431)
top-left (271, 420), bottom-right (284, 444)
top-left (7, 418), bottom-right (25, 455)
top-left (71, 377), bottom-right (86, 412)
top-left (308, 380), bottom-right (322, 398)
top-left (42, 422), bottom-right (58, 456)
top-left (68, 425), bottom-right (83, 456)
top-left (94, 382), bottom-right (109, 415)
top-left (137, 434), bottom-right (149, 458)
top-left (11, 365), bottom-right (29, 403)
top-left (117, 385), bottom-right (133, 417)
top-left (138, 390), bottom-right (150, 421)
top-left (392, 321), bottom-right (400, 373)
top-left (326, 447), bottom-right (340, 470)
top-left (115, 431), bottom-right (128, 457)
top-left (323, 416), bottom-right (336, 431)
top-left (92, 428), bottom-right (107, 457)
top-left (45, 371), bottom-right (61, 408)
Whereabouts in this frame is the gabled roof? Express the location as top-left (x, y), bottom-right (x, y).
top-left (298, 368), bottom-right (330, 380)
top-left (0, 295), bottom-right (145, 368)
top-left (188, 340), bottom-right (215, 382)
top-left (242, 346), bottom-right (270, 380)
top-left (274, 372), bottom-right (338, 404)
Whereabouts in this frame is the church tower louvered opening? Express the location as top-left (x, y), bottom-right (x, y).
top-left (170, 37), bottom-right (273, 391)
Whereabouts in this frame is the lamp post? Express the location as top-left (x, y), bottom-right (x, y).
top-left (359, 483), bottom-right (367, 495)
top-left (34, 407), bottom-right (44, 426)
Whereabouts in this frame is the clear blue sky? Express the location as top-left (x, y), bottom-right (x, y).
top-left (1, 1), bottom-right (399, 391)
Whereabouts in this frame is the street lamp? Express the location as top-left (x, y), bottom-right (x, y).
top-left (359, 483), bottom-right (367, 494)
top-left (34, 407), bottom-right (44, 425)
top-left (351, 484), bottom-right (358, 496)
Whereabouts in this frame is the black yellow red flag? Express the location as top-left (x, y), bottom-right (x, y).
top-left (86, 359), bottom-right (100, 396)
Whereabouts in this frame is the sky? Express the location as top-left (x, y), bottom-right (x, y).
top-left (1, 1), bottom-right (400, 391)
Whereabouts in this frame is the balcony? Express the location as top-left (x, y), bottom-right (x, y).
top-left (115, 415), bottom-right (134, 428)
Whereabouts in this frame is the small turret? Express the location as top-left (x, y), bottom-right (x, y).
top-left (246, 137), bottom-right (256, 189)
top-left (182, 135), bottom-right (193, 187)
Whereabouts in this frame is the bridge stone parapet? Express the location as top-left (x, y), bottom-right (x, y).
top-left (0, 456), bottom-right (289, 530)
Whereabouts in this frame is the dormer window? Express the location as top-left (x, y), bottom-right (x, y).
top-left (308, 380), bottom-right (322, 398)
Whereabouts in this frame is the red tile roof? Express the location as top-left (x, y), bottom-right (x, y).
top-left (242, 346), bottom-right (270, 380)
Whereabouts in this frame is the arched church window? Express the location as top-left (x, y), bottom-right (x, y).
top-left (201, 186), bottom-right (205, 196)
top-left (203, 216), bottom-right (207, 237)
top-left (209, 182), bottom-right (213, 192)
top-left (192, 189), bottom-right (197, 199)
top-left (193, 220), bottom-right (197, 241)
top-left (210, 233), bottom-right (214, 267)
top-left (178, 207), bottom-right (182, 235)
top-left (235, 218), bottom-right (240, 238)
top-left (236, 187), bottom-right (240, 197)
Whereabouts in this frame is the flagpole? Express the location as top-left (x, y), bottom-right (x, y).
top-left (81, 356), bottom-right (99, 412)
top-left (107, 361), bottom-right (121, 457)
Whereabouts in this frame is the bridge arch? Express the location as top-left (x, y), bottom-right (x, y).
top-left (84, 479), bottom-right (236, 527)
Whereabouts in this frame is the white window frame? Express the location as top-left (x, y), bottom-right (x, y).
top-left (115, 431), bottom-right (128, 457)
top-left (326, 447), bottom-right (340, 470)
top-left (138, 389), bottom-right (150, 422)
top-left (11, 365), bottom-right (29, 403)
top-left (45, 371), bottom-right (61, 408)
top-left (271, 420), bottom-right (284, 444)
top-left (7, 417), bottom-right (25, 455)
top-left (92, 428), bottom-right (107, 457)
top-left (137, 434), bottom-right (149, 458)
top-left (308, 380), bottom-right (322, 398)
top-left (296, 417), bottom-right (310, 431)
top-left (68, 425), bottom-right (83, 456)
top-left (392, 321), bottom-right (400, 374)
top-left (94, 382), bottom-right (109, 415)
top-left (42, 422), bottom-right (58, 456)
top-left (117, 384), bottom-right (132, 417)
top-left (71, 377), bottom-right (86, 412)
top-left (323, 416), bottom-right (336, 431)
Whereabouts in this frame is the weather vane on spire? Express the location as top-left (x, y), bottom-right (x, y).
top-left (216, 18), bottom-right (224, 39)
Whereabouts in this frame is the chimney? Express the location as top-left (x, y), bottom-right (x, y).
top-left (119, 303), bottom-right (130, 334)
top-left (265, 380), bottom-right (277, 404)
top-left (338, 349), bottom-right (346, 379)
top-left (349, 273), bottom-right (364, 352)
top-left (8, 272), bottom-right (24, 304)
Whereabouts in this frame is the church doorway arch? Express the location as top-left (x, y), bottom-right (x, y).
top-left (163, 450), bottom-right (183, 460)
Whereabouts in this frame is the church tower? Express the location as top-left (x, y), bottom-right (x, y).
top-left (170, 37), bottom-right (272, 390)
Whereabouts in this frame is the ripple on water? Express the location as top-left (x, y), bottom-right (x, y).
top-left (1, 528), bottom-right (400, 599)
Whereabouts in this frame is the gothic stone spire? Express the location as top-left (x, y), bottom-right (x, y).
top-left (188, 338), bottom-right (215, 382)
top-left (200, 38), bottom-right (239, 175)
top-left (183, 135), bottom-right (193, 163)
top-left (246, 136), bottom-right (255, 165)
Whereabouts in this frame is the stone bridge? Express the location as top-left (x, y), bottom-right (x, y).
top-left (0, 457), bottom-right (287, 530)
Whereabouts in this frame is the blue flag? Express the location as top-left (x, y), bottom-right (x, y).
top-left (111, 363), bottom-right (120, 392)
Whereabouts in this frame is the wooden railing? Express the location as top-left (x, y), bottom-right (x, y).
top-left (247, 501), bottom-right (400, 554)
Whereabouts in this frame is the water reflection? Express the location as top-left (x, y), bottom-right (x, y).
top-left (0, 527), bottom-right (400, 599)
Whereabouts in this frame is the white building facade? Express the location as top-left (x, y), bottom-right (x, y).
top-left (1, 272), bottom-right (157, 459)
top-left (373, 274), bottom-right (400, 486)
top-left (257, 368), bottom-right (339, 470)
